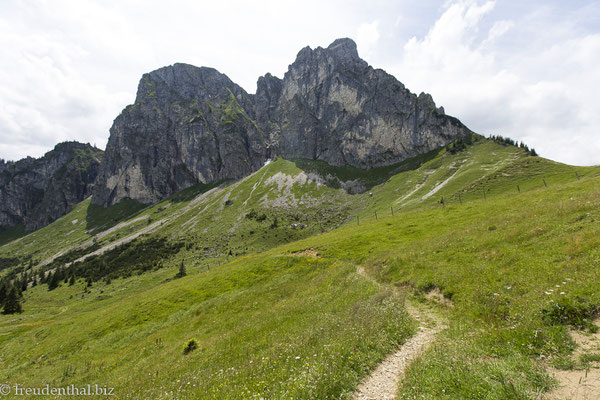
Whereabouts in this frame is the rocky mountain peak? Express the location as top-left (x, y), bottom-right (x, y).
top-left (92, 38), bottom-right (473, 207)
top-left (294, 38), bottom-right (363, 66)
top-left (134, 63), bottom-right (254, 116)
top-left (326, 37), bottom-right (361, 63)
top-left (0, 142), bottom-right (103, 230)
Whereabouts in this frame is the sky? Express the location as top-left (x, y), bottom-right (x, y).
top-left (0, 0), bottom-right (599, 165)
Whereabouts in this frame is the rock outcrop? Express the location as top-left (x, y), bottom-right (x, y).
top-left (93, 38), bottom-right (472, 206)
top-left (92, 64), bottom-right (267, 206)
top-left (257, 38), bottom-right (467, 167)
top-left (0, 142), bottom-right (103, 230)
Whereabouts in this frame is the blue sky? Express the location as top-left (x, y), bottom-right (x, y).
top-left (0, 0), bottom-right (598, 165)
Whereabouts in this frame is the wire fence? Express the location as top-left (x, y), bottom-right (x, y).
top-left (357, 171), bottom-right (587, 225)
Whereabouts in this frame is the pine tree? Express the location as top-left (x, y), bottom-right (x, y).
top-left (21, 272), bottom-right (28, 292)
top-left (47, 271), bottom-right (59, 291)
top-left (0, 281), bottom-right (7, 306)
top-left (176, 261), bottom-right (187, 278)
top-left (2, 285), bottom-right (22, 314)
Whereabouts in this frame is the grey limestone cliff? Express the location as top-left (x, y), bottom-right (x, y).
top-left (93, 38), bottom-right (472, 206)
top-left (257, 38), bottom-right (468, 167)
top-left (92, 64), bottom-right (267, 206)
top-left (0, 142), bottom-right (103, 230)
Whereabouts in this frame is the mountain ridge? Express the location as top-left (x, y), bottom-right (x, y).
top-left (92, 38), bottom-right (473, 207)
top-left (0, 142), bottom-right (103, 231)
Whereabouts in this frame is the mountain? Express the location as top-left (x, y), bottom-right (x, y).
top-left (0, 142), bottom-right (103, 231)
top-left (2, 35), bottom-right (600, 400)
top-left (92, 38), bottom-right (472, 207)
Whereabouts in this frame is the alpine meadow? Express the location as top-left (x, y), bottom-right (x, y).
top-left (1, 32), bottom-right (599, 400)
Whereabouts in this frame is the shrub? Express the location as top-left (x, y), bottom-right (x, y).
top-left (542, 297), bottom-right (599, 331)
top-left (183, 338), bottom-right (199, 354)
top-left (256, 213), bottom-right (267, 222)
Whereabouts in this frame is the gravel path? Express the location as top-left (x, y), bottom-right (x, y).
top-left (354, 267), bottom-right (445, 400)
top-left (353, 305), bottom-right (444, 400)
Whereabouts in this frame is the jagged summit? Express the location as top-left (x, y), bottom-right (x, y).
top-left (92, 38), bottom-right (472, 206)
top-left (294, 37), bottom-right (363, 66)
top-left (0, 142), bottom-right (103, 230)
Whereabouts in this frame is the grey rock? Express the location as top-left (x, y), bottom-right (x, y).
top-left (0, 142), bottom-right (103, 230)
top-left (93, 63), bottom-right (267, 206)
top-left (93, 38), bottom-right (472, 206)
top-left (263, 38), bottom-right (469, 167)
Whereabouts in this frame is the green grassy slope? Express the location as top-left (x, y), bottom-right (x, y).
top-left (0, 230), bottom-right (413, 399)
top-left (0, 158), bottom-right (353, 279)
top-left (2, 138), bottom-right (597, 277)
top-left (0, 139), bottom-right (599, 398)
top-left (350, 138), bottom-right (599, 222)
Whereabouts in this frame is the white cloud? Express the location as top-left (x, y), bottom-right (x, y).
top-left (356, 21), bottom-right (380, 56)
top-left (0, 0), bottom-right (375, 161)
top-left (484, 20), bottom-right (514, 44)
top-left (0, 0), bottom-right (598, 166)
top-left (389, 0), bottom-right (600, 165)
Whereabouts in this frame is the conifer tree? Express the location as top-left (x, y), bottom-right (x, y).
top-left (21, 272), bottom-right (28, 292)
top-left (0, 281), bottom-right (7, 306)
top-left (176, 261), bottom-right (187, 278)
top-left (47, 271), bottom-right (59, 291)
top-left (2, 285), bottom-right (22, 314)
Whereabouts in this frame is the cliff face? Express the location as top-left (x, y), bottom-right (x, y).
top-left (92, 64), bottom-right (267, 206)
top-left (257, 38), bottom-right (468, 168)
top-left (93, 38), bottom-right (472, 206)
top-left (0, 142), bottom-right (103, 230)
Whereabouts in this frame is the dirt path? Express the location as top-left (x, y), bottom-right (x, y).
top-left (547, 319), bottom-right (600, 400)
top-left (353, 304), bottom-right (444, 400)
top-left (354, 267), bottom-right (446, 400)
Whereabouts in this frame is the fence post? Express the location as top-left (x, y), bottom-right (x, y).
top-left (391, 206), bottom-right (394, 216)
top-left (543, 178), bottom-right (547, 187)
top-left (357, 216), bottom-right (359, 225)
top-left (576, 171), bottom-right (580, 180)
top-left (375, 211), bottom-right (378, 220)
top-left (517, 185), bottom-right (520, 193)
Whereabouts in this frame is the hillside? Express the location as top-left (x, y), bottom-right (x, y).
top-left (0, 142), bottom-right (103, 235)
top-left (1, 138), bottom-right (599, 398)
